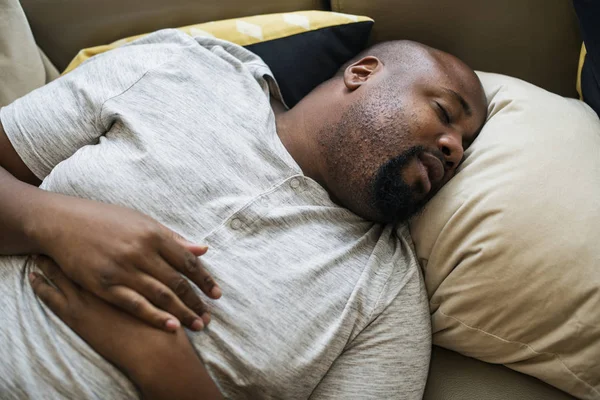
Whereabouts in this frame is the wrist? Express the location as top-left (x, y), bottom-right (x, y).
top-left (22, 189), bottom-right (65, 255)
top-left (133, 330), bottom-right (222, 400)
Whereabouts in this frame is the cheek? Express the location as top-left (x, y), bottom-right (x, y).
top-left (402, 97), bottom-right (445, 147)
top-left (410, 114), bottom-right (441, 147)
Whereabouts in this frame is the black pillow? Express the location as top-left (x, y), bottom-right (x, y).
top-left (246, 20), bottom-right (373, 107)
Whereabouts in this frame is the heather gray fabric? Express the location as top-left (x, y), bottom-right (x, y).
top-left (0, 30), bottom-right (431, 399)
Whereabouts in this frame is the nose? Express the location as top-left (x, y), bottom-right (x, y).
top-left (437, 131), bottom-right (464, 171)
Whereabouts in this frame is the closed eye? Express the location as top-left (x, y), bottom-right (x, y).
top-left (435, 101), bottom-right (451, 125)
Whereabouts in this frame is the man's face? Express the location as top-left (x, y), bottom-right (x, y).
top-left (320, 54), bottom-right (487, 223)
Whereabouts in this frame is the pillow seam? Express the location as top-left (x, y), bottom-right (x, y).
top-left (437, 308), bottom-right (599, 397)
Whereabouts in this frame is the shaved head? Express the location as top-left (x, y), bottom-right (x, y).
top-left (339, 40), bottom-right (438, 74)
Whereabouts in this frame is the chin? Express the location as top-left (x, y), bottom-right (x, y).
top-left (347, 202), bottom-right (385, 223)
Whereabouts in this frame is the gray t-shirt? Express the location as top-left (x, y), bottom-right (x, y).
top-left (0, 30), bottom-right (431, 399)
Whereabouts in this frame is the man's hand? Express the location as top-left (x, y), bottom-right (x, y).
top-left (31, 195), bottom-right (221, 332)
top-left (29, 257), bottom-right (223, 400)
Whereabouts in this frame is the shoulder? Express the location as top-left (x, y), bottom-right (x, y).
top-left (341, 223), bottom-right (429, 341)
top-left (62, 29), bottom-right (193, 97)
top-left (370, 223), bottom-right (425, 313)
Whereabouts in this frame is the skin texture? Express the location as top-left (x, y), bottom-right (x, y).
top-left (29, 256), bottom-right (223, 400)
top-left (276, 40), bottom-right (487, 223)
top-left (0, 40), bottom-right (487, 398)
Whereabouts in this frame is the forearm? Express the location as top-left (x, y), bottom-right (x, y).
top-left (0, 164), bottom-right (89, 256)
top-left (139, 360), bottom-right (223, 400)
top-left (129, 330), bottom-right (223, 400)
top-left (0, 165), bottom-right (50, 254)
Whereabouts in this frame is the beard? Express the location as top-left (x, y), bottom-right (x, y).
top-left (320, 129), bottom-right (429, 224)
top-left (370, 145), bottom-right (429, 224)
top-left (318, 84), bottom-right (431, 224)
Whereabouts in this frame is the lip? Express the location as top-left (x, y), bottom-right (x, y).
top-left (418, 152), bottom-right (445, 191)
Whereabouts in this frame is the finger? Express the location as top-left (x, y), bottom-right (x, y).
top-left (167, 229), bottom-right (209, 257)
top-left (179, 241), bottom-right (208, 257)
top-left (35, 256), bottom-right (79, 297)
top-left (29, 272), bottom-right (67, 316)
top-left (106, 284), bottom-right (186, 332)
top-left (160, 238), bottom-right (222, 299)
top-left (159, 228), bottom-right (218, 297)
top-left (132, 261), bottom-right (209, 330)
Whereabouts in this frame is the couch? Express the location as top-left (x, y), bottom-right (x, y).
top-left (2, 0), bottom-right (584, 398)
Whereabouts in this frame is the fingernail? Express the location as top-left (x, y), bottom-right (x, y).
top-left (211, 285), bottom-right (222, 298)
top-left (191, 319), bottom-right (204, 331)
top-left (201, 312), bottom-right (211, 327)
top-left (165, 319), bottom-right (180, 331)
top-left (28, 272), bottom-right (37, 283)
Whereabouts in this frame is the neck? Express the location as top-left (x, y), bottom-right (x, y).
top-left (274, 104), bottom-right (324, 184)
top-left (272, 80), bottom-right (344, 188)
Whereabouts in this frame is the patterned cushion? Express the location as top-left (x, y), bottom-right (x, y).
top-left (64, 11), bottom-right (373, 106)
top-left (577, 43), bottom-right (600, 119)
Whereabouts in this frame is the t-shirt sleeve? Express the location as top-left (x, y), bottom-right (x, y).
top-left (0, 29), bottom-right (185, 180)
top-left (309, 268), bottom-right (432, 400)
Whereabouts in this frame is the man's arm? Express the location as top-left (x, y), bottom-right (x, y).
top-left (30, 256), bottom-right (223, 400)
top-left (0, 36), bottom-right (223, 332)
top-left (0, 120), bottom-right (44, 253)
top-left (0, 120), bottom-right (39, 185)
top-left (0, 113), bottom-right (220, 331)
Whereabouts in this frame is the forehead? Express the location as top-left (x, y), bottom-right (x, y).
top-left (429, 51), bottom-right (486, 114)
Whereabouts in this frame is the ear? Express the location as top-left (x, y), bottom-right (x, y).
top-left (343, 56), bottom-right (383, 91)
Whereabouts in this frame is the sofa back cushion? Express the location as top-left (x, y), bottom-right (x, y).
top-left (61, 11), bottom-right (373, 108)
top-left (20, 0), bottom-right (327, 70)
top-left (332, 0), bottom-right (581, 97)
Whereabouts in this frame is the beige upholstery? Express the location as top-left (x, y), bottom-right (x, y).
top-left (20, 0), bottom-right (328, 70)
top-left (332, 0), bottom-right (582, 97)
top-left (424, 347), bottom-right (576, 400)
top-left (0, 0), bottom-right (58, 106)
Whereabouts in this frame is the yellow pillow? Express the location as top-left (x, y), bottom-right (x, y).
top-left (64, 11), bottom-right (372, 73)
top-left (577, 43), bottom-right (587, 100)
top-left (64, 11), bottom-right (373, 107)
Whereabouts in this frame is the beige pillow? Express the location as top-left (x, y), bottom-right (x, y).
top-left (410, 72), bottom-right (600, 400)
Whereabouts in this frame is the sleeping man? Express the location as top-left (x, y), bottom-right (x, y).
top-left (0, 30), bottom-right (486, 399)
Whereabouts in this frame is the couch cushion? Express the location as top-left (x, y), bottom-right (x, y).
top-left (0, 0), bottom-right (58, 106)
top-left (410, 71), bottom-right (600, 400)
top-left (425, 347), bottom-right (576, 400)
top-left (62, 11), bottom-right (373, 107)
top-left (332, 0), bottom-right (581, 97)
top-left (20, 0), bottom-right (328, 71)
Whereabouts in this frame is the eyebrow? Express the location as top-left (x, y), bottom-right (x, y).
top-left (443, 88), bottom-right (472, 117)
